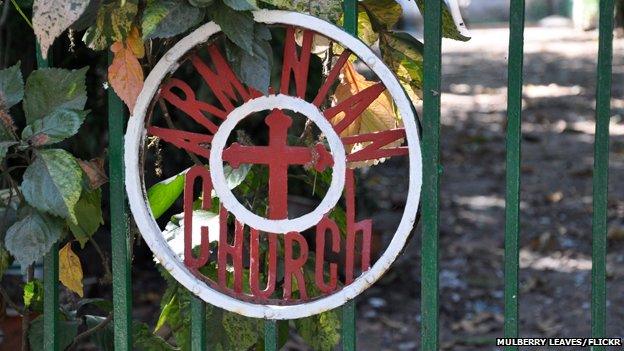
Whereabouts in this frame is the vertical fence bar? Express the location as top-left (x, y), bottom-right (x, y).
top-left (264, 319), bottom-right (278, 351)
top-left (36, 46), bottom-right (59, 351)
top-left (591, 0), bottom-right (614, 349)
top-left (342, 0), bottom-right (358, 350)
top-left (421, 0), bottom-right (442, 350)
top-left (504, 1), bottom-right (525, 349)
top-left (190, 296), bottom-right (206, 350)
top-left (108, 52), bottom-right (133, 350)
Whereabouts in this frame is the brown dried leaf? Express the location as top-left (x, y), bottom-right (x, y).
top-left (108, 41), bottom-right (144, 111)
top-left (331, 61), bottom-right (403, 168)
top-left (79, 158), bottom-right (108, 189)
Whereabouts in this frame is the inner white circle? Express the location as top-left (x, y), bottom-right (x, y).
top-left (209, 94), bottom-right (346, 234)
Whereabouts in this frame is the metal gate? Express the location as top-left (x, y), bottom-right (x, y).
top-left (35, 0), bottom-right (617, 350)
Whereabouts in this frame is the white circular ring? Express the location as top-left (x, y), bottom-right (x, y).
top-left (209, 94), bottom-right (346, 234)
top-left (125, 10), bottom-right (422, 319)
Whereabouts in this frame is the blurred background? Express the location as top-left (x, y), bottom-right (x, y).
top-left (1, 0), bottom-right (623, 350)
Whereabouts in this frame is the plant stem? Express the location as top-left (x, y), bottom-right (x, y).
top-left (0, 284), bottom-right (23, 315)
top-left (9, 0), bottom-right (33, 30)
top-left (89, 237), bottom-right (113, 284)
top-left (71, 313), bottom-right (113, 345)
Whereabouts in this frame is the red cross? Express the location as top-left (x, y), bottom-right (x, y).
top-left (222, 110), bottom-right (334, 219)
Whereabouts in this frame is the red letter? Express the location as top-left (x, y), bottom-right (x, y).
top-left (148, 126), bottom-right (212, 158)
top-left (313, 50), bottom-right (351, 107)
top-left (344, 169), bottom-right (372, 284)
top-left (183, 166), bottom-right (212, 269)
top-left (283, 232), bottom-right (308, 300)
top-left (315, 216), bottom-right (340, 293)
top-left (342, 129), bottom-right (408, 163)
top-left (281, 27), bottom-right (314, 98)
top-left (191, 45), bottom-right (257, 114)
top-left (217, 208), bottom-right (244, 293)
top-left (249, 231), bottom-right (278, 300)
top-left (324, 83), bottom-right (386, 134)
top-left (160, 78), bottom-right (224, 132)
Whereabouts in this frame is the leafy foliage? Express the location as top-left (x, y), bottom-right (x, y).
top-left (0, 62), bottom-right (24, 109)
top-left (142, 0), bottom-right (205, 40)
top-left (21, 109), bottom-right (88, 146)
top-left (5, 209), bottom-right (64, 270)
top-left (22, 67), bottom-right (88, 123)
top-left (22, 149), bottom-right (83, 223)
top-left (261, 0), bottom-right (343, 22)
top-left (83, 0), bottom-right (138, 50)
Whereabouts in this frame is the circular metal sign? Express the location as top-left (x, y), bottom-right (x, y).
top-left (125, 10), bottom-right (422, 319)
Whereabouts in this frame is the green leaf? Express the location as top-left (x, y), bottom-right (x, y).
top-left (142, 0), bottom-right (204, 40)
top-left (260, 0), bottom-right (342, 22)
top-left (225, 28), bottom-right (272, 94)
top-left (68, 188), bottom-right (103, 248)
top-left (86, 315), bottom-right (114, 351)
top-left (22, 149), bottom-right (83, 223)
top-left (415, 0), bottom-right (470, 41)
top-left (356, 7), bottom-right (379, 45)
top-left (0, 141), bottom-right (18, 162)
top-left (133, 321), bottom-right (177, 351)
top-left (29, 315), bottom-right (79, 350)
top-left (294, 310), bottom-right (341, 351)
top-left (0, 62), bottom-right (24, 109)
top-left (21, 109), bottom-right (87, 146)
top-left (155, 275), bottom-right (191, 350)
top-left (223, 0), bottom-right (257, 10)
top-left (4, 210), bottom-right (64, 271)
top-left (211, 2), bottom-right (254, 54)
top-left (23, 67), bottom-right (88, 124)
top-left (82, 1), bottom-right (138, 50)
top-left (147, 170), bottom-right (186, 219)
top-left (23, 279), bottom-right (44, 312)
top-left (189, 0), bottom-right (214, 7)
top-left (379, 31), bottom-right (423, 89)
top-left (360, 0), bottom-right (402, 30)
top-left (221, 311), bottom-right (262, 350)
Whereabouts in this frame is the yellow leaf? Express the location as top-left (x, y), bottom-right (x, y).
top-left (126, 26), bottom-right (145, 59)
top-left (59, 243), bottom-right (84, 297)
top-left (331, 61), bottom-right (404, 168)
top-left (108, 41), bottom-right (144, 111)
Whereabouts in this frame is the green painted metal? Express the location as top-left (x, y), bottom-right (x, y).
top-left (343, 0), bottom-right (358, 35)
top-left (264, 319), bottom-right (278, 351)
top-left (36, 45), bottom-right (59, 351)
top-left (341, 1), bottom-right (358, 350)
top-left (190, 296), bottom-right (207, 350)
top-left (43, 245), bottom-right (59, 351)
top-left (504, 1), bottom-right (525, 350)
top-left (421, 0), bottom-right (442, 350)
top-left (591, 0), bottom-right (614, 349)
top-left (341, 300), bottom-right (356, 351)
top-left (108, 52), bottom-right (133, 351)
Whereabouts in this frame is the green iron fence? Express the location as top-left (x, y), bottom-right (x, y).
top-left (35, 0), bottom-right (617, 350)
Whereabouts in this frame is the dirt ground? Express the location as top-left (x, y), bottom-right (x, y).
top-left (350, 26), bottom-right (624, 351)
